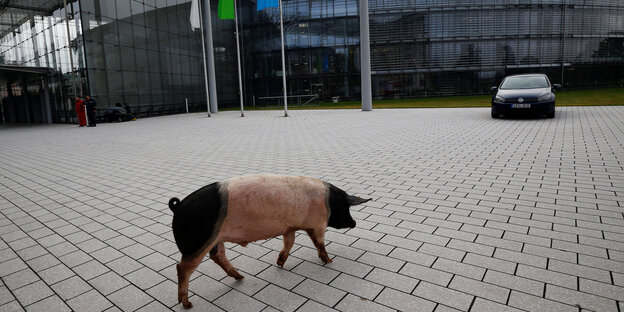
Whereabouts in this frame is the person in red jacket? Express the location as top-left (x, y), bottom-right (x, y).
top-left (75, 96), bottom-right (87, 127)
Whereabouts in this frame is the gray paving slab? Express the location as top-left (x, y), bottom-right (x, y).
top-left (1, 107), bottom-right (623, 311)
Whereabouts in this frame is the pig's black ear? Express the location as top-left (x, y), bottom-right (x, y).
top-left (347, 195), bottom-right (372, 206)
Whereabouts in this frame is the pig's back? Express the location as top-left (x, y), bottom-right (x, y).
top-left (218, 175), bottom-right (328, 243)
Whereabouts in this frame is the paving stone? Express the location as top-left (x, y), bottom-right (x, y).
top-left (388, 247), bottom-right (436, 266)
top-left (483, 270), bottom-right (544, 297)
top-left (214, 289), bottom-right (266, 312)
top-left (462, 253), bottom-right (516, 274)
top-left (89, 271), bottom-right (130, 296)
top-left (135, 301), bottom-right (172, 312)
top-left (291, 261), bottom-right (340, 284)
top-left (507, 291), bottom-right (577, 312)
top-left (579, 278), bottom-right (624, 301)
top-left (325, 257), bottom-right (373, 278)
top-left (2, 269), bottom-right (39, 291)
top-left (469, 297), bottom-right (521, 311)
top-left (256, 265), bottom-right (305, 290)
top-left (38, 264), bottom-right (74, 285)
top-left (254, 285), bottom-right (306, 312)
top-left (106, 255), bottom-right (143, 276)
top-left (0, 258), bottom-right (28, 277)
top-left (12, 280), bottom-right (54, 306)
top-left (0, 300), bottom-right (24, 312)
top-left (448, 275), bottom-right (509, 304)
top-left (399, 263), bottom-right (453, 287)
top-left (335, 294), bottom-right (395, 312)
top-left (432, 258), bottom-right (486, 280)
top-left (51, 275), bottom-right (91, 300)
top-left (548, 259), bottom-right (612, 283)
top-left (221, 273), bottom-right (268, 296)
top-left (0, 286), bottom-right (16, 306)
top-left (295, 300), bottom-right (336, 312)
top-left (546, 284), bottom-right (618, 312)
top-left (2, 108), bottom-right (624, 312)
top-left (230, 255), bottom-right (271, 276)
top-left (293, 279), bottom-right (346, 307)
top-left (107, 285), bottom-right (153, 312)
top-left (73, 260), bottom-right (110, 281)
top-left (25, 295), bottom-right (71, 312)
top-left (375, 287), bottom-right (436, 312)
top-left (414, 281), bottom-right (474, 311)
top-left (125, 267), bottom-right (166, 290)
top-left (329, 273), bottom-right (384, 300)
top-left (365, 267), bottom-right (419, 293)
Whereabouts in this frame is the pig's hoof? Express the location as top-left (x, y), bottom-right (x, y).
top-left (277, 254), bottom-right (287, 268)
top-left (234, 274), bottom-right (245, 281)
top-left (181, 297), bottom-right (193, 309)
top-left (321, 256), bottom-right (333, 264)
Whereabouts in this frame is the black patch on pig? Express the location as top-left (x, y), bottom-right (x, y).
top-left (171, 182), bottom-right (228, 259)
top-left (325, 183), bottom-right (357, 229)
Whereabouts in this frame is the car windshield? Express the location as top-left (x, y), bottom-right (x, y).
top-left (500, 76), bottom-right (549, 89)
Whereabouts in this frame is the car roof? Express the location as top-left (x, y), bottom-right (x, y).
top-left (505, 73), bottom-right (547, 78)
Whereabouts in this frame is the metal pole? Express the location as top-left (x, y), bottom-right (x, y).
top-left (560, 0), bottom-right (566, 87)
top-left (234, 0), bottom-right (244, 117)
top-left (71, 3), bottom-right (84, 96)
top-left (204, 0), bottom-right (219, 113)
top-left (199, 0), bottom-right (211, 117)
top-left (63, 0), bottom-right (78, 98)
top-left (185, 98), bottom-right (189, 113)
top-left (279, 0), bottom-right (288, 117)
top-left (360, 0), bottom-right (372, 111)
top-left (0, 95), bottom-right (4, 124)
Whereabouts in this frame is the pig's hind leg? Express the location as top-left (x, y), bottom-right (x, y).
top-left (305, 228), bottom-right (332, 264)
top-left (210, 242), bottom-right (244, 280)
top-left (177, 244), bottom-right (215, 309)
top-left (277, 229), bottom-right (296, 268)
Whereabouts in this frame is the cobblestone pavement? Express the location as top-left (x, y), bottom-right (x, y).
top-left (1, 106), bottom-right (623, 312)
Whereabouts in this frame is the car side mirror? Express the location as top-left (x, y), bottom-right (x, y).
top-left (491, 86), bottom-right (498, 92)
top-left (552, 84), bottom-right (561, 91)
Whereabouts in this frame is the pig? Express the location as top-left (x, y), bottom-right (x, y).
top-left (169, 174), bottom-right (371, 309)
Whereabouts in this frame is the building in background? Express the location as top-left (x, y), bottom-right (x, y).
top-left (1, 0), bottom-right (623, 123)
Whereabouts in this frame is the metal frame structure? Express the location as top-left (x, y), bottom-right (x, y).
top-left (0, 0), bottom-right (66, 37)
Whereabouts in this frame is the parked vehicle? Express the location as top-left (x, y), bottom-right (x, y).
top-left (103, 107), bottom-right (135, 122)
top-left (491, 74), bottom-right (561, 118)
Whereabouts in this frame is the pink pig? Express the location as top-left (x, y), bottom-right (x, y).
top-left (169, 174), bottom-right (371, 309)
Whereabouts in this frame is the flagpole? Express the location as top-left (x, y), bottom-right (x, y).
top-left (198, 0), bottom-right (211, 117)
top-left (234, 0), bottom-right (244, 117)
top-left (279, 0), bottom-right (288, 117)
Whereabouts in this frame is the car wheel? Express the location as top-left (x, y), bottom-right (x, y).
top-left (117, 116), bottom-right (122, 122)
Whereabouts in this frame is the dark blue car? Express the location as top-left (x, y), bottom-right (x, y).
top-left (491, 74), bottom-right (561, 119)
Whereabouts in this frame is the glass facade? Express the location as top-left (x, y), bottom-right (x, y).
top-left (79, 0), bottom-right (206, 114)
top-left (366, 0), bottom-right (624, 98)
top-left (0, 1), bottom-right (86, 123)
top-left (1, 0), bottom-right (623, 123)
top-left (229, 0), bottom-right (624, 102)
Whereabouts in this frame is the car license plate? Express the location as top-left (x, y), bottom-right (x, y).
top-left (512, 104), bottom-right (531, 108)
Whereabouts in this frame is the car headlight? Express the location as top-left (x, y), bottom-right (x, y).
top-left (538, 93), bottom-right (553, 102)
top-left (495, 95), bottom-right (505, 103)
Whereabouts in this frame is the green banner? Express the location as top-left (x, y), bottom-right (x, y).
top-left (218, 0), bottom-right (235, 19)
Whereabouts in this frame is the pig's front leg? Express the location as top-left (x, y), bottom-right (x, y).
top-left (305, 227), bottom-right (332, 264)
top-left (277, 230), bottom-right (295, 267)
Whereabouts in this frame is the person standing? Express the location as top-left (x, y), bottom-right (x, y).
top-left (75, 96), bottom-right (86, 127)
top-left (84, 95), bottom-right (97, 127)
